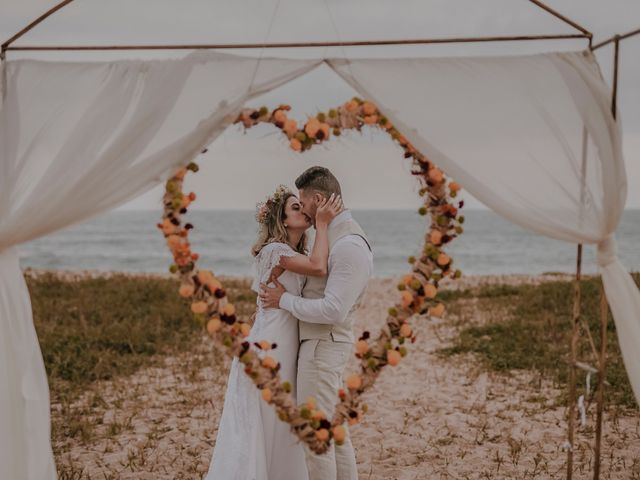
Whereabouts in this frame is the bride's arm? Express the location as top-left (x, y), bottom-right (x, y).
top-left (278, 194), bottom-right (342, 277)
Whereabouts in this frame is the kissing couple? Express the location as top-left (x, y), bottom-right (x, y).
top-left (206, 166), bottom-right (373, 480)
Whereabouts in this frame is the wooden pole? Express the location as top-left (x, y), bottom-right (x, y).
top-left (566, 243), bottom-right (583, 479)
top-left (593, 34), bottom-right (619, 480)
top-left (3, 33), bottom-right (590, 54)
top-left (0, 0), bottom-right (76, 59)
top-left (526, 0), bottom-right (592, 37)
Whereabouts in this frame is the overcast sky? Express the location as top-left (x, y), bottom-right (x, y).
top-left (1, 0), bottom-right (639, 210)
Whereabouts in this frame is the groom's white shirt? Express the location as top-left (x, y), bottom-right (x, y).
top-left (278, 209), bottom-right (373, 325)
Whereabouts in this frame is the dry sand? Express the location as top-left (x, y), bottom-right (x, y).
top-left (43, 273), bottom-right (639, 479)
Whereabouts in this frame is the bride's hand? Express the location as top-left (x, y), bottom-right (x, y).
top-left (315, 193), bottom-right (342, 226)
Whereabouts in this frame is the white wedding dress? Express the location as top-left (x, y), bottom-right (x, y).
top-left (206, 242), bottom-right (309, 480)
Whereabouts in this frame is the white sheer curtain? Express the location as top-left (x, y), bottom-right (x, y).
top-left (1, 48), bottom-right (638, 479)
top-left (0, 51), bottom-right (321, 480)
top-left (329, 50), bottom-right (639, 403)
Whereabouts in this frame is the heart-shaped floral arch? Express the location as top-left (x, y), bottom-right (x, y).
top-left (157, 98), bottom-right (465, 453)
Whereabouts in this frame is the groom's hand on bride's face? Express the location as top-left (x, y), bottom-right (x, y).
top-left (259, 278), bottom-right (285, 309)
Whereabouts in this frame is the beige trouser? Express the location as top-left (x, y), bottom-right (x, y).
top-left (297, 339), bottom-right (358, 480)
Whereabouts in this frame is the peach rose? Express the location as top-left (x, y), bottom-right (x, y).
top-left (355, 339), bottom-right (369, 355)
top-left (289, 138), bottom-right (301, 152)
top-left (261, 356), bottom-right (278, 369)
top-left (400, 323), bottom-right (412, 337)
top-left (191, 301), bottom-right (208, 314)
top-left (429, 168), bottom-right (444, 183)
top-left (178, 284), bottom-right (194, 298)
top-left (261, 388), bottom-right (272, 402)
top-left (240, 323), bottom-right (251, 337)
top-left (304, 118), bottom-right (320, 138)
top-left (400, 290), bottom-right (413, 308)
top-left (344, 100), bottom-right (358, 112)
top-left (222, 303), bottom-right (236, 316)
top-left (387, 349), bottom-right (401, 366)
top-left (207, 317), bottom-right (222, 334)
top-left (363, 114), bottom-right (378, 125)
top-left (362, 101), bottom-right (377, 116)
top-left (437, 253), bottom-right (450, 266)
top-left (424, 283), bottom-right (437, 299)
top-left (333, 425), bottom-right (346, 443)
top-left (315, 429), bottom-right (329, 441)
top-left (273, 109), bottom-right (287, 123)
top-left (346, 374), bottom-right (362, 390)
top-left (430, 230), bottom-right (443, 245)
top-left (283, 118), bottom-right (298, 137)
top-left (430, 303), bottom-right (445, 317)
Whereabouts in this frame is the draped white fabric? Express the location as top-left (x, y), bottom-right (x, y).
top-left (0, 51), bottom-right (321, 480)
top-left (329, 50), bottom-right (639, 403)
top-left (0, 48), bottom-right (638, 479)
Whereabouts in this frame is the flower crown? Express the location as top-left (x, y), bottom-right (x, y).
top-left (255, 185), bottom-right (291, 224)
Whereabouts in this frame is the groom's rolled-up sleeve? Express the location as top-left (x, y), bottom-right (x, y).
top-left (279, 238), bottom-right (371, 325)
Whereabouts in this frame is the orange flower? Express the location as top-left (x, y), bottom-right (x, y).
top-left (362, 101), bottom-right (377, 116)
top-left (262, 356), bottom-right (278, 369)
top-left (387, 349), bottom-right (401, 366)
top-left (364, 115), bottom-right (378, 125)
top-left (315, 429), bottom-right (329, 441)
top-left (430, 230), bottom-right (443, 246)
top-left (222, 303), bottom-right (236, 316)
top-left (437, 253), bottom-right (450, 266)
top-left (430, 303), bottom-right (445, 317)
top-left (344, 100), bottom-right (358, 112)
top-left (273, 109), bottom-right (287, 123)
top-left (207, 317), bottom-right (222, 334)
top-left (400, 290), bottom-right (413, 308)
top-left (261, 388), bottom-right (272, 402)
top-left (449, 181), bottom-right (461, 193)
top-left (198, 270), bottom-right (214, 284)
top-left (240, 323), bottom-right (251, 337)
top-left (174, 167), bottom-right (188, 180)
top-left (333, 425), bottom-right (346, 444)
top-left (283, 118), bottom-right (298, 137)
top-left (429, 168), bottom-right (444, 183)
top-left (346, 374), bottom-right (362, 390)
top-left (290, 138), bottom-right (302, 152)
top-left (191, 301), bottom-right (208, 314)
top-left (166, 235), bottom-right (182, 249)
top-left (400, 323), bottom-right (412, 337)
top-left (401, 274), bottom-right (413, 285)
top-left (304, 118), bottom-right (321, 138)
top-left (424, 283), bottom-right (437, 299)
top-left (180, 196), bottom-right (191, 209)
top-left (258, 339), bottom-right (271, 351)
top-left (208, 278), bottom-right (222, 293)
top-left (178, 284), bottom-right (194, 298)
top-left (162, 219), bottom-right (177, 235)
top-left (355, 339), bottom-right (369, 355)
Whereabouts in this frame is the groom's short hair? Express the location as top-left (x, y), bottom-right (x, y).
top-left (295, 166), bottom-right (342, 198)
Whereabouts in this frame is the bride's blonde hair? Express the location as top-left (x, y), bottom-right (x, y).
top-left (251, 188), bottom-right (307, 257)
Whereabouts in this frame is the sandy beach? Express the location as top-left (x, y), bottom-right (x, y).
top-left (26, 270), bottom-right (639, 479)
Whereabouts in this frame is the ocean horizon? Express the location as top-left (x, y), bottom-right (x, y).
top-left (17, 209), bottom-right (640, 278)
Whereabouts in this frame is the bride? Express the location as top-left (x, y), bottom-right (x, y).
top-left (206, 185), bottom-right (342, 480)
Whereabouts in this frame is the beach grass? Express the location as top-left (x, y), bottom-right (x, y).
top-left (438, 273), bottom-right (640, 410)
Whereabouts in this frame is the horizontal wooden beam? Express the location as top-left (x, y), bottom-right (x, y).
top-left (591, 27), bottom-right (640, 51)
top-left (4, 33), bottom-right (590, 54)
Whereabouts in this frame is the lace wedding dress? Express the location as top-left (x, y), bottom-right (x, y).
top-left (205, 242), bottom-right (309, 480)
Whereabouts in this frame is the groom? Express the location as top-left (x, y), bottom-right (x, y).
top-left (260, 166), bottom-right (373, 480)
